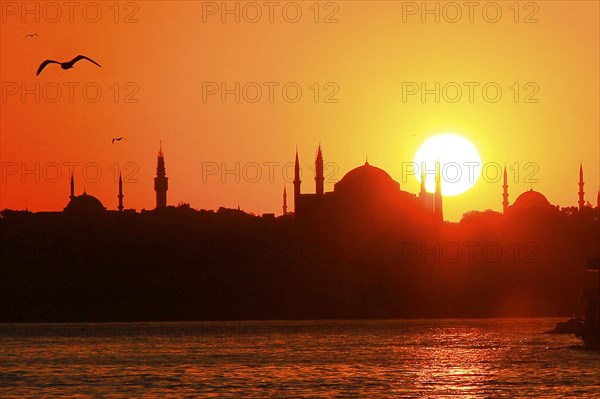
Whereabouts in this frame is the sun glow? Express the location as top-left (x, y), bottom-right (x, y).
top-left (414, 133), bottom-right (481, 196)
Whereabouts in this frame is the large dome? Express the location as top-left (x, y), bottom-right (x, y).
top-left (512, 189), bottom-right (551, 209)
top-left (334, 162), bottom-right (400, 194)
top-left (65, 192), bottom-right (106, 213)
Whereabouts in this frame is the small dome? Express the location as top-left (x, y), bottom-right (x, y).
top-left (512, 189), bottom-right (551, 209)
top-left (334, 162), bottom-right (400, 194)
top-left (65, 192), bottom-right (106, 213)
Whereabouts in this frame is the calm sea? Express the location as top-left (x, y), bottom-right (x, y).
top-left (1, 319), bottom-right (598, 398)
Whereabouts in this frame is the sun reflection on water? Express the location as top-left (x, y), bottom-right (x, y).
top-left (1, 319), bottom-right (598, 398)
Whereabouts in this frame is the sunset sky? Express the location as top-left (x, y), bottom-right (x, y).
top-left (1, 1), bottom-right (598, 221)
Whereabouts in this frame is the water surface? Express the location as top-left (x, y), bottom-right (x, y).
top-left (1, 319), bottom-right (598, 398)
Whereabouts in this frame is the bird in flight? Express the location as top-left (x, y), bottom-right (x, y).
top-left (112, 137), bottom-right (127, 144)
top-left (36, 55), bottom-right (101, 76)
top-left (25, 33), bottom-right (38, 38)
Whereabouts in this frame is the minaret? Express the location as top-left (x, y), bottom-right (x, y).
top-left (419, 163), bottom-right (426, 195)
top-left (578, 163), bottom-right (585, 210)
top-left (154, 142), bottom-right (168, 209)
top-left (434, 160), bottom-right (443, 221)
top-left (502, 165), bottom-right (509, 214)
top-left (315, 144), bottom-right (324, 195)
top-left (118, 173), bottom-right (124, 212)
top-left (293, 147), bottom-right (301, 212)
top-left (70, 173), bottom-right (75, 200)
top-left (419, 163), bottom-right (430, 211)
top-left (282, 185), bottom-right (288, 215)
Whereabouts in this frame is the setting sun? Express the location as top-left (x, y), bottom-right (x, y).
top-left (414, 133), bottom-right (481, 196)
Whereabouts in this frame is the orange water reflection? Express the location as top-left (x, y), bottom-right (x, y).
top-left (1, 319), bottom-right (598, 398)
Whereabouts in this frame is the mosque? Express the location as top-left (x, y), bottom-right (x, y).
top-left (288, 145), bottom-right (443, 221)
top-left (501, 163), bottom-right (596, 213)
top-left (64, 172), bottom-right (107, 215)
top-left (63, 144), bottom-right (169, 215)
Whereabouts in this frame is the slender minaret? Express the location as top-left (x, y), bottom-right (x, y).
top-left (293, 147), bottom-right (301, 212)
top-left (597, 188), bottom-right (600, 209)
top-left (118, 173), bottom-right (124, 212)
top-left (502, 165), bottom-right (509, 214)
top-left (419, 164), bottom-right (427, 195)
top-left (70, 173), bottom-right (75, 200)
top-left (419, 163), bottom-right (431, 211)
top-left (315, 144), bottom-right (324, 195)
top-left (282, 185), bottom-right (288, 215)
top-left (434, 160), bottom-right (443, 221)
top-left (578, 163), bottom-right (585, 210)
top-left (154, 142), bottom-right (169, 209)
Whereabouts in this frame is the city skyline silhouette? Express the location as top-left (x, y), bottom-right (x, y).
top-left (2, 142), bottom-right (598, 323)
top-left (4, 142), bottom-right (597, 220)
top-left (1, 3), bottom-right (599, 397)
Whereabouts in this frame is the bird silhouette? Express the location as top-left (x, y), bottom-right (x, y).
top-left (25, 33), bottom-right (38, 38)
top-left (112, 137), bottom-right (127, 144)
top-left (36, 55), bottom-right (101, 76)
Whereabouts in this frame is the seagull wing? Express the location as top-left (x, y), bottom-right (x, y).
top-left (36, 60), bottom-right (60, 76)
top-left (70, 55), bottom-right (102, 68)
top-left (112, 138), bottom-right (116, 143)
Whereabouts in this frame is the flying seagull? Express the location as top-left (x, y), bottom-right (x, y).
top-left (36, 55), bottom-right (101, 76)
top-left (25, 33), bottom-right (38, 38)
top-left (112, 137), bottom-right (127, 144)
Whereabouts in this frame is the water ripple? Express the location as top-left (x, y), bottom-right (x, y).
top-left (1, 319), bottom-right (599, 398)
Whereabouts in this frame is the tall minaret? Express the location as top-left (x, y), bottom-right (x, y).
top-left (419, 164), bottom-right (427, 195)
top-left (154, 142), bottom-right (168, 209)
top-left (70, 173), bottom-right (75, 200)
top-left (315, 144), bottom-right (324, 195)
top-left (293, 147), bottom-right (301, 212)
top-left (118, 173), bottom-right (124, 212)
top-left (578, 163), bottom-right (585, 210)
top-left (502, 165), bottom-right (509, 214)
top-left (419, 163), bottom-right (430, 211)
top-left (282, 185), bottom-right (287, 215)
top-left (434, 160), bottom-right (443, 221)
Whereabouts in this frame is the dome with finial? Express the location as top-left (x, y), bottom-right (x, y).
top-left (334, 161), bottom-right (400, 195)
top-left (65, 191), bottom-right (106, 214)
top-left (512, 188), bottom-right (552, 210)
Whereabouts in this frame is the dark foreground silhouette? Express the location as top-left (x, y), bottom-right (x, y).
top-left (1, 205), bottom-right (598, 322)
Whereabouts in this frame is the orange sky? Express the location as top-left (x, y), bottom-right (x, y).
top-left (1, 1), bottom-right (599, 221)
